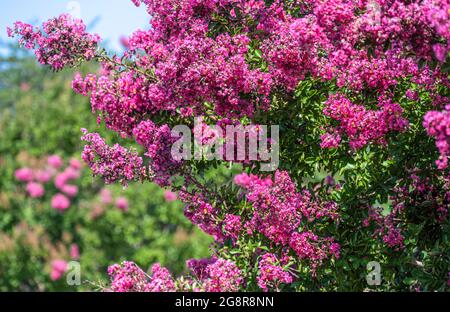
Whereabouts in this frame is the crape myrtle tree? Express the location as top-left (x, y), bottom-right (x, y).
top-left (9, 0), bottom-right (450, 291)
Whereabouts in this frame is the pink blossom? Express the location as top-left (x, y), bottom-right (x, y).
top-left (34, 170), bottom-right (52, 183)
top-left (223, 214), bottom-right (242, 242)
top-left (48, 155), bottom-right (63, 169)
top-left (51, 194), bottom-right (71, 212)
top-left (50, 260), bottom-right (68, 281)
top-left (163, 190), bottom-right (177, 202)
top-left (8, 14), bottom-right (99, 71)
top-left (81, 129), bottom-right (147, 186)
top-left (116, 197), bottom-right (129, 212)
top-left (257, 253), bottom-right (293, 292)
top-left (203, 259), bottom-right (243, 292)
top-left (26, 182), bottom-right (45, 198)
top-left (62, 184), bottom-right (79, 198)
top-left (15, 168), bottom-right (34, 182)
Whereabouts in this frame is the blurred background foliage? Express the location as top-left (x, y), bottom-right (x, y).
top-left (0, 45), bottom-right (212, 291)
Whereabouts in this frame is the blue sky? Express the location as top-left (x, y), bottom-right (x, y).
top-left (0, 0), bottom-right (151, 52)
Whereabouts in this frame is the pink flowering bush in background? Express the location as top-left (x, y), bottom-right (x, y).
top-left (15, 155), bottom-right (83, 211)
top-left (9, 0), bottom-right (450, 291)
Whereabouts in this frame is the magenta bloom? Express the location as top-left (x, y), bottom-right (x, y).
top-left (116, 197), bottom-right (129, 212)
top-left (54, 172), bottom-right (69, 190)
top-left (35, 170), bottom-right (52, 183)
top-left (51, 194), bottom-right (71, 211)
top-left (15, 168), bottom-right (34, 182)
top-left (62, 184), bottom-right (79, 198)
top-left (163, 190), bottom-right (177, 202)
top-left (8, 14), bottom-right (100, 71)
top-left (50, 259), bottom-right (68, 281)
top-left (48, 155), bottom-right (63, 169)
top-left (26, 182), bottom-right (45, 198)
top-left (63, 167), bottom-right (81, 180)
top-left (223, 214), bottom-right (242, 242)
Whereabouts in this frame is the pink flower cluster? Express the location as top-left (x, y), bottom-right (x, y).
top-left (133, 121), bottom-right (182, 186)
top-left (15, 155), bottom-right (82, 212)
top-left (423, 108), bottom-right (450, 169)
top-left (179, 191), bottom-right (223, 241)
top-left (222, 214), bottom-right (242, 242)
top-left (202, 258), bottom-right (243, 292)
top-left (257, 253), bottom-right (294, 292)
top-left (235, 171), bottom-right (340, 272)
top-left (323, 93), bottom-right (409, 149)
top-left (81, 129), bottom-right (147, 186)
top-left (108, 261), bottom-right (156, 292)
top-left (289, 232), bottom-right (340, 273)
top-left (50, 259), bottom-right (68, 281)
top-left (108, 258), bottom-right (243, 292)
top-left (7, 14), bottom-right (99, 71)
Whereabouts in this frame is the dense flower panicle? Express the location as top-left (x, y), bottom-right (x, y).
top-left (289, 232), bottom-right (340, 273)
top-left (107, 261), bottom-right (150, 292)
top-left (261, 16), bottom-right (327, 90)
top-left (193, 122), bottom-right (220, 146)
top-left (203, 259), bottom-right (243, 292)
top-left (234, 171), bottom-right (340, 275)
top-left (222, 214), bottom-right (242, 242)
top-left (320, 132), bottom-right (342, 149)
top-left (72, 73), bottom-right (97, 96)
top-left (323, 93), bottom-right (409, 149)
top-left (423, 108), bottom-right (450, 169)
top-left (146, 264), bottom-right (176, 292)
top-left (237, 171), bottom-right (339, 245)
top-left (257, 253), bottom-right (294, 292)
top-left (81, 129), bottom-right (147, 186)
top-left (132, 121), bottom-right (181, 186)
top-left (107, 258), bottom-right (241, 292)
top-left (179, 191), bottom-right (223, 241)
top-left (8, 14), bottom-right (99, 71)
